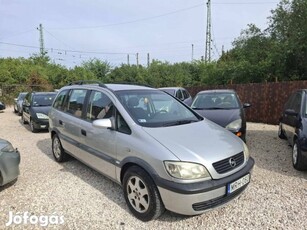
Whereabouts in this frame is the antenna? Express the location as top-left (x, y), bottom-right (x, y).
top-left (205, 0), bottom-right (212, 62)
top-left (37, 24), bottom-right (45, 56)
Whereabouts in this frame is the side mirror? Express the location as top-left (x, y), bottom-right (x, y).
top-left (285, 109), bottom-right (298, 116)
top-left (93, 118), bottom-right (113, 129)
top-left (243, 103), bottom-right (251, 108)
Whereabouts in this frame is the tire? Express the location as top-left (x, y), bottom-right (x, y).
top-left (30, 119), bottom-right (38, 133)
top-left (123, 166), bottom-right (165, 221)
top-left (52, 134), bottom-right (69, 162)
top-left (278, 122), bottom-right (286, 139)
top-left (21, 113), bottom-right (28, 124)
top-left (292, 140), bottom-right (307, 171)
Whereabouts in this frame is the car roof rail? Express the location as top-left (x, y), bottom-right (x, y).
top-left (111, 82), bottom-right (154, 88)
top-left (67, 80), bottom-right (108, 88)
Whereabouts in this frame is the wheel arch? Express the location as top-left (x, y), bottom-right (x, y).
top-left (119, 157), bottom-right (160, 185)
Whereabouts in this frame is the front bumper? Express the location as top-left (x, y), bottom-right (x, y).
top-left (0, 150), bottom-right (20, 186)
top-left (32, 119), bottom-right (49, 130)
top-left (156, 157), bottom-right (254, 215)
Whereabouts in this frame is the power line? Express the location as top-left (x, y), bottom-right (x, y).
top-left (212, 2), bottom-right (278, 5)
top-left (48, 3), bottom-right (205, 30)
top-left (0, 41), bottom-right (135, 55)
top-left (43, 28), bottom-right (75, 50)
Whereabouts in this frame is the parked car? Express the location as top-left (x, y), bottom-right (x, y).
top-left (0, 139), bottom-right (20, 186)
top-left (0, 101), bottom-right (6, 111)
top-left (22, 92), bottom-right (57, 133)
top-left (159, 87), bottom-right (193, 106)
top-left (14, 92), bottom-right (27, 115)
top-left (49, 82), bottom-right (254, 221)
top-left (191, 90), bottom-right (250, 142)
top-left (279, 89), bottom-right (307, 170)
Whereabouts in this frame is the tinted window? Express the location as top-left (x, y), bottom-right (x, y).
top-left (182, 90), bottom-right (190, 99)
top-left (291, 92), bottom-right (302, 113)
top-left (86, 90), bottom-right (114, 121)
top-left (175, 90), bottom-right (183, 100)
top-left (66, 89), bottom-right (87, 118)
top-left (32, 94), bottom-right (56, 107)
top-left (53, 90), bottom-right (68, 111)
top-left (192, 92), bottom-right (240, 109)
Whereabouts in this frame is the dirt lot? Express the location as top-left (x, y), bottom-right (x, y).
top-left (0, 107), bottom-right (307, 229)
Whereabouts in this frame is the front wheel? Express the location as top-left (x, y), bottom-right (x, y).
top-left (52, 134), bottom-right (69, 162)
top-left (278, 122), bottom-right (286, 139)
top-left (30, 119), bottom-right (38, 133)
top-left (123, 166), bottom-right (165, 221)
top-left (292, 140), bottom-right (307, 171)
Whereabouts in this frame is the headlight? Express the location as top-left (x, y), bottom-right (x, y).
top-left (1, 143), bottom-right (15, 152)
top-left (226, 119), bottom-right (242, 131)
top-left (36, 113), bottom-right (49, 119)
top-left (164, 161), bottom-right (211, 180)
top-left (243, 142), bottom-right (250, 159)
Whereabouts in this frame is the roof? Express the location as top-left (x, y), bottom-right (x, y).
top-left (197, 89), bottom-right (236, 94)
top-left (61, 83), bottom-right (155, 92)
top-left (159, 87), bottom-right (184, 90)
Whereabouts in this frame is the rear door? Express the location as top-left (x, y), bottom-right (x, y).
top-left (59, 88), bottom-right (89, 158)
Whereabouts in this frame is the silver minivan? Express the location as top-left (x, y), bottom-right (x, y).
top-left (49, 82), bottom-right (254, 221)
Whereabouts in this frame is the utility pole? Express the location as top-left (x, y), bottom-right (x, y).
top-left (37, 24), bottom-right (45, 57)
top-left (147, 53), bottom-right (150, 67)
top-left (191, 44), bottom-right (194, 61)
top-left (136, 53), bottom-right (139, 66)
top-left (205, 0), bottom-right (212, 62)
top-left (127, 54), bottom-right (130, 65)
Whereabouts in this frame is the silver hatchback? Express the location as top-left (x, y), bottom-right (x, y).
top-left (49, 82), bottom-right (254, 221)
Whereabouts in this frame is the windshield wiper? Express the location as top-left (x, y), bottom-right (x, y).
top-left (163, 119), bottom-right (198, 127)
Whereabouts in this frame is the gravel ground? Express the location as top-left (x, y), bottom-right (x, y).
top-left (0, 107), bottom-right (307, 230)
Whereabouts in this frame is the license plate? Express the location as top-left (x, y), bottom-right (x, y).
top-left (41, 125), bottom-right (47, 128)
top-left (227, 174), bottom-right (250, 194)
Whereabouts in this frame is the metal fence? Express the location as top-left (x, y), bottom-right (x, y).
top-left (186, 81), bottom-right (307, 125)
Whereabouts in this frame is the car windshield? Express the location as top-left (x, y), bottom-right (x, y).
top-left (32, 94), bottom-right (56, 107)
top-left (191, 92), bottom-right (240, 110)
top-left (116, 90), bottom-right (201, 127)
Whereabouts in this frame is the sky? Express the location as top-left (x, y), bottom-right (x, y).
top-left (0, 0), bottom-right (279, 68)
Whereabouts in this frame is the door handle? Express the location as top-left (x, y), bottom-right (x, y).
top-left (81, 129), bottom-right (87, 136)
top-left (59, 120), bottom-right (63, 125)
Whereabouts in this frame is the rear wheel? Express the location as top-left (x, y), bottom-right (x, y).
top-left (292, 140), bottom-right (307, 171)
top-left (52, 134), bottom-right (69, 162)
top-left (123, 166), bottom-right (165, 221)
top-left (278, 122), bottom-right (286, 139)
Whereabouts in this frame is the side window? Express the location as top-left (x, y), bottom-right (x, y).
top-left (86, 91), bottom-right (114, 121)
top-left (175, 90), bottom-right (183, 100)
top-left (116, 112), bottom-right (131, 135)
top-left (67, 89), bottom-right (87, 118)
top-left (284, 94), bottom-right (295, 110)
top-left (53, 90), bottom-right (68, 111)
top-left (291, 92), bottom-right (302, 113)
top-left (182, 90), bottom-right (189, 99)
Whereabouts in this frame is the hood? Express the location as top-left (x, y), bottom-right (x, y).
top-left (30, 106), bottom-right (52, 115)
top-left (0, 139), bottom-right (10, 149)
top-left (142, 120), bottom-right (244, 174)
top-left (195, 109), bottom-right (241, 127)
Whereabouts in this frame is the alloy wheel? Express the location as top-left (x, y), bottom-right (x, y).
top-left (126, 176), bottom-right (150, 213)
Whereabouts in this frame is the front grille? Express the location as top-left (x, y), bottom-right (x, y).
top-left (212, 152), bottom-right (244, 174)
top-left (192, 184), bottom-right (248, 211)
